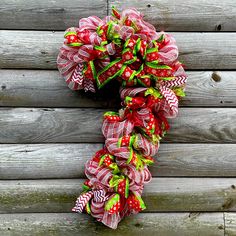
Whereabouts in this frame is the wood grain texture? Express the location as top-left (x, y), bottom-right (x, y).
top-left (0, 0), bottom-right (106, 30)
top-left (1, 143), bottom-right (236, 179)
top-left (225, 213), bottom-right (236, 236)
top-left (109, 0), bottom-right (236, 32)
top-left (1, 70), bottom-right (236, 107)
top-left (0, 213), bottom-right (224, 236)
top-left (0, 70), bottom-right (113, 108)
top-left (183, 71), bottom-right (236, 107)
top-left (0, 107), bottom-right (235, 143)
top-left (166, 108), bottom-right (236, 143)
top-left (1, 0), bottom-right (236, 32)
top-left (0, 178), bottom-right (236, 213)
top-left (1, 31), bottom-right (236, 69)
top-left (0, 31), bottom-right (61, 69)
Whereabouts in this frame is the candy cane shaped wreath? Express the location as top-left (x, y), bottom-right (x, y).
top-left (57, 7), bottom-right (187, 229)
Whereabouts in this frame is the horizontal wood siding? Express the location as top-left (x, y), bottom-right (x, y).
top-left (0, 108), bottom-right (235, 143)
top-left (0, 0), bottom-right (107, 30)
top-left (1, 70), bottom-right (236, 108)
top-left (1, 31), bottom-right (236, 69)
top-left (0, 178), bottom-right (236, 213)
top-left (1, 0), bottom-right (236, 31)
top-left (0, 213), bottom-right (225, 236)
top-left (1, 144), bottom-right (236, 179)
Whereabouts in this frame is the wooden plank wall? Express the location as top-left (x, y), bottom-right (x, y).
top-left (0, 0), bottom-right (236, 235)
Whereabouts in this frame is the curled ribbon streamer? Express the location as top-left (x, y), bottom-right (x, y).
top-left (57, 7), bottom-right (187, 229)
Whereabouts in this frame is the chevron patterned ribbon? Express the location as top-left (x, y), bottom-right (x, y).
top-left (158, 75), bottom-right (187, 118)
top-left (72, 189), bottom-right (107, 213)
top-left (72, 191), bottom-right (93, 213)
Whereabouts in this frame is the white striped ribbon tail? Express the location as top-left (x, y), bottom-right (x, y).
top-left (160, 86), bottom-right (179, 117)
top-left (72, 63), bottom-right (84, 86)
top-left (93, 189), bottom-right (108, 202)
top-left (72, 191), bottom-right (93, 213)
top-left (84, 78), bottom-right (96, 92)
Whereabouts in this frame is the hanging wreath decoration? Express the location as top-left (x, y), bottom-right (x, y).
top-left (57, 7), bottom-right (187, 229)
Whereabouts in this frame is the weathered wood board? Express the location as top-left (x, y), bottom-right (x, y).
top-left (0, 70), bottom-right (111, 108)
top-left (0, 0), bottom-right (106, 30)
top-left (1, 70), bottom-right (236, 107)
top-left (225, 213), bottom-right (236, 236)
top-left (1, 0), bottom-right (236, 31)
top-left (0, 213), bottom-right (225, 236)
top-left (0, 107), bottom-right (235, 143)
top-left (1, 31), bottom-right (236, 69)
top-left (1, 143), bottom-right (236, 179)
top-left (0, 178), bottom-right (236, 213)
